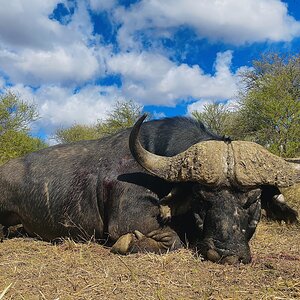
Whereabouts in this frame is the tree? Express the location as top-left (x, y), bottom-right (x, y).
top-left (191, 102), bottom-right (231, 136)
top-left (97, 100), bottom-right (143, 136)
top-left (190, 54), bottom-right (300, 157)
top-left (55, 100), bottom-right (143, 143)
top-left (0, 92), bottom-right (46, 164)
top-left (0, 92), bottom-right (38, 135)
top-left (0, 130), bottom-right (47, 164)
top-left (55, 124), bottom-right (101, 144)
top-left (238, 54), bottom-right (300, 157)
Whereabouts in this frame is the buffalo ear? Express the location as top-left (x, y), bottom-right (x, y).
top-left (261, 187), bottom-right (299, 224)
top-left (246, 199), bottom-right (261, 240)
top-left (242, 189), bottom-right (261, 208)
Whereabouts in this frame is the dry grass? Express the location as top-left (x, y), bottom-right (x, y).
top-left (0, 185), bottom-right (299, 300)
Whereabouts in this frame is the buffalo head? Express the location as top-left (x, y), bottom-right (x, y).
top-left (129, 114), bottom-right (300, 264)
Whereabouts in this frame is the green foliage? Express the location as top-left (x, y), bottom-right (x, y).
top-left (191, 54), bottom-right (300, 158)
top-left (0, 92), bottom-right (38, 135)
top-left (55, 124), bottom-right (101, 144)
top-left (0, 130), bottom-right (47, 164)
top-left (0, 92), bottom-right (46, 164)
top-left (238, 54), bottom-right (300, 157)
top-left (191, 103), bottom-right (231, 136)
top-left (97, 100), bottom-right (143, 136)
top-left (55, 100), bottom-right (143, 143)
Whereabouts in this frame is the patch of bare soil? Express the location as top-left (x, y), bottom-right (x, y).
top-left (0, 185), bottom-right (299, 300)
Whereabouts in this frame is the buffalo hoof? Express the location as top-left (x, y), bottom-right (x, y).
top-left (111, 233), bottom-right (135, 255)
top-left (133, 230), bottom-right (145, 240)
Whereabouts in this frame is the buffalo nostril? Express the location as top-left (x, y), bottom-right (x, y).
top-left (221, 255), bottom-right (252, 265)
top-left (206, 249), bottom-right (221, 262)
top-left (240, 255), bottom-right (252, 264)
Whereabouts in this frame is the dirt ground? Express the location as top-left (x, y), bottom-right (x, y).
top-left (0, 185), bottom-right (299, 300)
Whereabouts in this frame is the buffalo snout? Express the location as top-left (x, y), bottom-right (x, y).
top-left (200, 237), bottom-right (252, 264)
top-left (193, 188), bottom-right (261, 264)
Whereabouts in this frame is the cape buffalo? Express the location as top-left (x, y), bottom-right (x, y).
top-left (0, 114), bottom-right (299, 264)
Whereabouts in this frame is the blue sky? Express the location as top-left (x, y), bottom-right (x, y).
top-left (0, 0), bottom-right (299, 141)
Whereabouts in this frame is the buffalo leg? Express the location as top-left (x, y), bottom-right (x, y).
top-left (0, 211), bottom-right (21, 226)
top-left (111, 227), bottom-right (182, 255)
top-left (0, 211), bottom-right (23, 238)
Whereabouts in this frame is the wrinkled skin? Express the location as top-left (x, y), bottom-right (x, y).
top-left (153, 182), bottom-right (298, 264)
top-left (191, 187), bottom-right (261, 264)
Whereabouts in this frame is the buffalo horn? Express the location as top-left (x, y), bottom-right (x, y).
top-left (129, 114), bottom-right (228, 186)
top-left (130, 115), bottom-right (300, 188)
top-left (230, 141), bottom-right (300, 187)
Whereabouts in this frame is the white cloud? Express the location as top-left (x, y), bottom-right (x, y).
top-left (115, 0), bottom-right (300, 48)
top-left (0, 76), bottom-right (5, 90)
top-left (0, 0), bottom-right (299, 140)
top-left (186, 96), bottom-right (242, 118)
top-left (0, 45), bottom-right (100, 86)
top-left (187, 99), bottom-right (214, 115)
top-left (8, 83), bottom-right (125, 134)
top-left (0, 1), bottom-right (120, 137)
top-left (0, 0), bottom-right (104, 86)
top-left (38, 87), bottom-right (113, 126)
top-left (0, 0), bottom-right (73, 50)
top-left (68, 0), bottom-right (94, 40)
top-left (108, 50), bottom-right (239, 105)
top-left (3, 49), bottom-right (238, 130)
top-left (88, 0), bottom-right (117, 12)
top-left (152, 111), bottom-right (166, 119)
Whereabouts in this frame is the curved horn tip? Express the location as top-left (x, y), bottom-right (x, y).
top-left (129, 113), bottom-right (148, 158)
top-left (137, 113), bottom-right (148, 125)
top-left (131, 113), bottom-right (148, 138)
